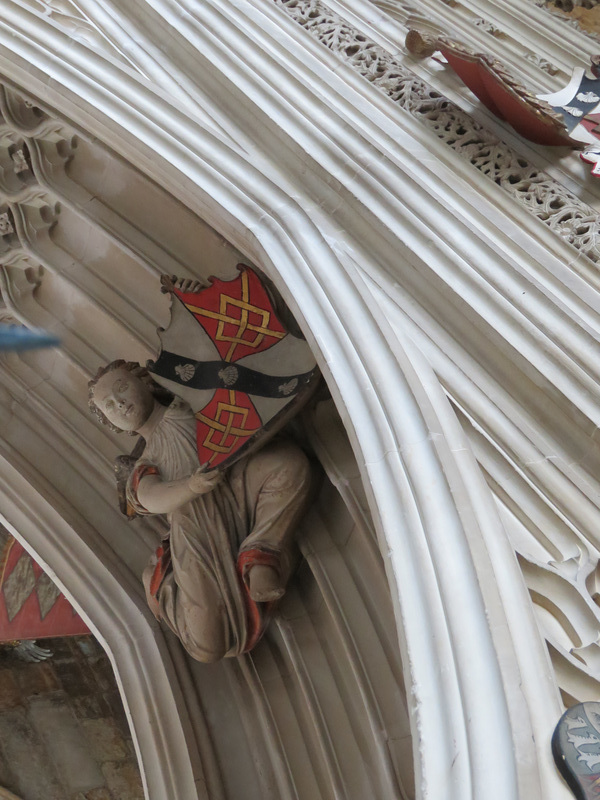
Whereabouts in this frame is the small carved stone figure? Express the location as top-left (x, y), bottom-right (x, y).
top-left (89, 360), bottom-right (313, 661)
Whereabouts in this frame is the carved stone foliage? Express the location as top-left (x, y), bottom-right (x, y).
top-left (524, 52), bottom-right (560, 75)
top-left (519, 548), bottom-right (600, 705)
top-left (472, 17), bottom-right (506, 38)
top-left (274, 0), bottom-right (600, 267)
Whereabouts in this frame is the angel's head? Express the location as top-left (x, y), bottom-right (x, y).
top-left (88, 360), bottom-right (166, 434)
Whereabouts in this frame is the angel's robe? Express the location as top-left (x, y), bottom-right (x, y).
top-left (127, 397), bottom-right (312, 661)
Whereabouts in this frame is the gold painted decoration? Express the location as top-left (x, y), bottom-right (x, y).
top-left (148, 266), bottom-right (319, 470)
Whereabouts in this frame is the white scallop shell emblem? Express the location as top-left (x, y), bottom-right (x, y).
top-left (175, 363), bottom-right (196, 382)
top-left (278, 378), bottom-right (298, 396)
top-left (576, 91), bottom-right (600, 104)
top-left (218, 365), bottom-right (239, 386)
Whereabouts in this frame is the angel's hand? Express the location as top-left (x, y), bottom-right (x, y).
top-left (188, 465), bottom-right (224, 495)
top-left (12, 640), bottom-right (53, 662)
top-left (174, 276), bottom-right (211, 293)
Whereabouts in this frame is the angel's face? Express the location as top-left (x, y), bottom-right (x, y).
top-left (93, 367), bottom-right (154, 432)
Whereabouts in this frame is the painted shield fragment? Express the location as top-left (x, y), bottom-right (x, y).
top-left (405, 30), bottom-right (600, 175)
top-left (0, 527), bottom-right (89, 641)
top-left (148, 265), bottom-right (319, 470)
top-left (553, 702), bottom-right (600, 799)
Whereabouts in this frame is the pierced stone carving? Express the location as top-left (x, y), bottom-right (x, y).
top-left (472, 17), bottom-right (505, 37)
top-left (0, 93), bottom-right (80, 265)
top-left (519, 549), bottom-right (600, 707)
top-left (274, 0), bottom-right (600, 265)
top-left (0, 212), bottom-right (14, 237)
top-left (524, 52), bottom-right (560, 75)
top-left (11, 149), bottom-right (29, 174)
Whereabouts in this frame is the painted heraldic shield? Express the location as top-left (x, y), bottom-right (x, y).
top-left (148, 266), bottom-right (319, 470)
top-left (0, 527), bottom-right (89, 641)
top-left (552, 702), bottom-right (600, 800)
top-left (404, 30), bottom-right (600, 177)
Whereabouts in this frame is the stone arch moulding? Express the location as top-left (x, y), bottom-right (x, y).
top-left (0, 3), bottom-right (571, 800)
top-left (0, 456), bottom-right (201, 800)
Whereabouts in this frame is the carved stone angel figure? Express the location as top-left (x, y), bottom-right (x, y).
top-left (88, 361), bottom-right (313, 662)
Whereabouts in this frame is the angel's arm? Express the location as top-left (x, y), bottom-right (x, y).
top-left (137, 467), bottom-right (223, 514)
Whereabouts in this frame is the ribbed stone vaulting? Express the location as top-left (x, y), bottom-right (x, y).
top-left (0, 1), bottom-right (600, 800)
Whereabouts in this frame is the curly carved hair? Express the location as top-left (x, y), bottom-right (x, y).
top-left (88, 359), bottom-right (172, 434)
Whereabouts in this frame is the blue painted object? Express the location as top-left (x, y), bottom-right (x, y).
top-left (0, 326), bottom-right (60, 351)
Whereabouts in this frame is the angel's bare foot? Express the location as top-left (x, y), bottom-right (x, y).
top-left (248, 564), bottom-right (284, 602)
